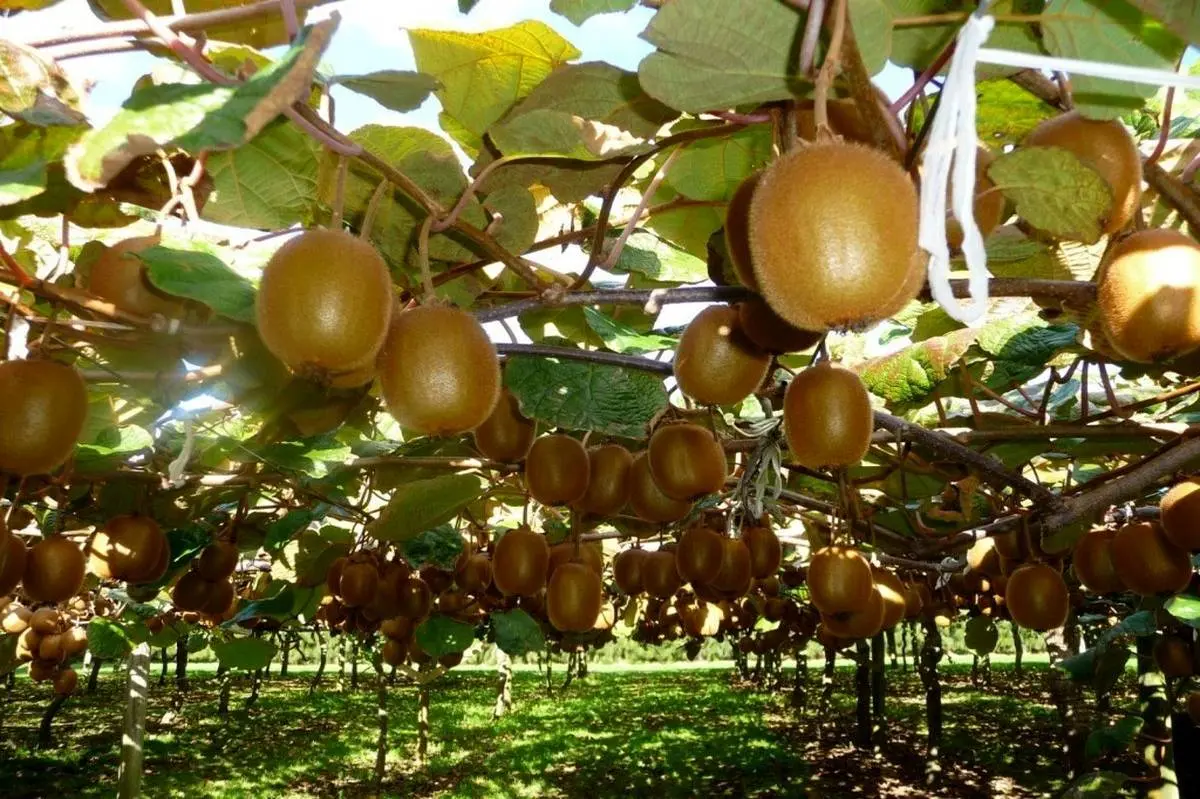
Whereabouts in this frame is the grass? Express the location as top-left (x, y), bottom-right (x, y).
top-left (0, 659), bottom-right (1073, 798)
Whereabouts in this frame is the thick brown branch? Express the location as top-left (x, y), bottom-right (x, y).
top-left (1144, 161), bottom-right (1200, 234)
top-left (495, 343), bottom-right (673, 374)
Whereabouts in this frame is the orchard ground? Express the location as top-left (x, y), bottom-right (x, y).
top-left (3, 656), bottom-right (1094, 799)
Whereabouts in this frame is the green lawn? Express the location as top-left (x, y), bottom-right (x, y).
top-left (1, 660), bottom-right (1069, 798)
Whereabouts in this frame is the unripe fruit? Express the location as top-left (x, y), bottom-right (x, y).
top-left (735, 297), bottom-right (822, 355)
top-left (628, 452), bottom-right (693, 523)
top-left (1005, 563), bottom-right (1069, 631)
top-left (195, 541), bottom-right (239, 581)
top-left (783, 362), bottom-right (873, 469)
top-left (572, 444), bottom-right (633, 517)
top-left (524, 434), bottom-right (590, 506)
top-left (725, 172), bottom-right (761, 290)
top-left (747, 141), bottom-right (923, 332)
top-left (1163, 477), bottom-right (1200, 551)
top-left (547, 562), bottom-right (603, 633)
top-left (613, 548), bottom-right (646, 595)
top-left (673, 305), bottom-right (771, 406)
top-left (22, 537), bottom-right (86, 603)
top-left (0, 536), bottom-right (25, 595)
top-left (674, 525), bottom-right (725, 586)
top-left (642, 550), bottom-right (683, 599)
top-left (807, 546), bottom-right (873, 616)
top-left (1023, 111), bottom-right (1141, 238)
top-left (1111, 521), bottom-right (1193, 596)
top-left (472, 387), bottom-right (535, 462)
top-left (492, 527), bottom-right (550, 597)
top-left (0, 359), bottom-right (88, 477)
top-left (647, 424), bottom-right (727, 501)
top-left (256, 228), bottom-right (393, 380)
top-left (88, 515), bottom-right (167, 582)
top-left (1071, 529), bottom-right (1124, 594)
top-left (1097, 229), bottom-right (1200, 363)
top-left (378, 305), bottom-right (500, 436)
top-left (88, 234), bottom-right (185, 318)
top-left (741, 522), bottom-right (781, 579)
top-left (871, 566), bottom-right (907, 631)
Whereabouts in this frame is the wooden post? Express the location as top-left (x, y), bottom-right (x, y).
top-left (118, 643), bottom-right (151, 799)
top-left (309, 630), bottom-right (327, 696)
top-left (372, 658), bottom-right (388, 795)
top-left (871, 632), bottom-right (886, 748)
top-left (854, 640), bottom-right (871, 748)
top-left (416, 683), bottom-right (430, 766)
top-left (493, 650), bottom-right (513, 721)
top-left (919, 618), bottom-right (943, 786)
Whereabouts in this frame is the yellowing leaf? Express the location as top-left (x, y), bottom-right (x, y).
top-left (988, 146), bottom-right (1113, 244)
top-left (0, 39), bottom-right (86, 126)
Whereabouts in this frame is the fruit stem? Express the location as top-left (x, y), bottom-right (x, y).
top-left (330, 155), bottom-right (348, 230)
top-left (359, 181), bottom-right (388, 240)
top-left (416, 216), bottom-right (437, 304)
top-left (811, 0), bottom-right (847, 137)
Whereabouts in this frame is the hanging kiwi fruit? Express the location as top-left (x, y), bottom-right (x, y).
top-left (673, 304), bottom-right (771, 406)
top-left (1070, 528), bottom-right (1124, 594)
top-left (547, 561), bottom-right (603, 633)
top-left (524, 434), bottom-right (590, 506)
top-left (571, 444), bottom-right (633, 517)
top-left (1110, 521), bottom-right (1193, 596)
top-left (647, 423), bottom-right (727, 501)
top-left (1162, 477), bottom-right (1200, 551)
top-left (473, 386), bottom-right (536, 462)
top-left (783, 362), bottom-right (874, 470)
top-left (628, 452), bottom-right (693, 524)
top-left (87, 233), bottom-right (187, 318)
top-left (0, 359), bottom-right (89, 477)
top-left (492, 526), bottom-right (550, 597)
top-left (1004, 563), bottom-right (1069, 631)
top-left (22, 536), bottom-right (86, 604)
top-left (87, 515), bottom-right (168, 583)
top-left (807, 546), bottom-right (874, 616)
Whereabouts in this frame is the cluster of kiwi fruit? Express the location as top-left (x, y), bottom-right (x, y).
top-left (86, 515), bottom-right (170, 584)
top-left (806, 545), bottom-right (911, 642)
top-left (169, 540), bottom-right (239, 619)
top-left (0, 532), bottom-right (87, 606)
top-left (4, 601), bottom-right (87, 695)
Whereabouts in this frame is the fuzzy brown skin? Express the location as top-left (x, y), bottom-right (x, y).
top-left (571, 444), bottom-right (633, 517)
top-left (1005, 563), bottom-right (1069, 631)
top-left (547, 562), bottom-right (603, 633)
top-left (0, 360), bottom-right (88, 477)
top-left (1111, 521), bottom-right (1194, 596)
top-left (22, 537), bottom-right (85, 604)
top-left (524, 434), bottom-right (590, 507)
top-left (473, 387), bottom-right (536, 463)
top-left (724, 171), bottom-right (761, 290)
top-left (674, 304), bottom-right (771, 406)
top-left (1162, 478), bottom-right (1200, 551)
top-left (807, 546), bottom-right (874, 617)
top-left (88, 234), bottom-right (185, 318)
top-left (492, 527), bottom-right (550, 598)
top-left (783, 362), bottom-right (873, 470)
top-left (647, 423), bottom-right (727, 501)
top-left (1071, 528), bottom-right (1124, 594)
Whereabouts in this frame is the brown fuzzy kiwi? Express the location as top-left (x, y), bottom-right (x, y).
top-left (382, 637), bottom-right (408, 667)
top-left (30, 607), bottom-right (61, 635)
top-left (62, 626), bottom-right (88, 657)
top-left (945, 147), bottom-right (1006, 251)
top-left (902, 583), bottom-right (925, 619)
top-left (572, 444), bottom-right (633, 517)
top-left (1154, 636), bottom-right (1194, 678)
top-left (0, 536), bottom-right (28, 595)
top-left (0, 359), bottom-right (89, 477)
top-left (397, 576), bottom-right (432, 619)
top-left (725, 172), bottom-right (762, 290)
top-left (628, 451), bottom-right (693, 523)
top-left (171, 571), bottom-right (212, 612)
top-left (1, 604), bottom-right (31, 635)
top-left (1005, 563), bottom-right (1069, 631)
top-left (871, 566), bottom-right (907, 631)
top-left (456, 554), bottom-right (493, 594)
top-left (473, 387), bottom-right (536, 462)
top-left (88, 515), bottom-right (167, 582)
top-left (967, 537), bottom-right (1005, 580)
top-left (642, 549), bottom-right (683, 599)
top-left (735, 297), bottom-right (822, 355)
top-left (821, 586), bottom-right (886, 640)
top-left (548, 542), bottom-right (603, 578)
top-left (807, 546), bottom-right (874, 616)
top-left (709, 537), bottom-right (753, 597)
top-left (1023, 111), bottom-right (1142, 238)
top-left (613, 548), bottom-right (646, 595)
top-left (1071, 529), bottom-right (1124, 594)
top-left (674, 525), bottom-right (725, 586)
top-left (1096, 229), bottom-right (1200, 363)
top-left (747, 140), bottom-right (923, 332)
top-left (524, 434), bottom-right (590, 506)
top-left (1111, 521), bottom-right (1193, 596)
top-left (647, 423), bottom-right (727, 501)
top-left (492, 527), bottom-right (550, 597)
top-left (377, 305), bottom-right (500, 436)
top-left (380, 616), bottom-right (414, 641)
top-left (195, 541), bottom-right (239, 582)
top-left (547, 562), bottom-right (603, 633)
top-left (795, 91), bottom-right (897, 144)
top-left (741, 522), bottom-right (782, 579)
top-left (339, 561), bottom-right (379, 608)
top-left (88, 234), bottom-right (186, 318)
top-left (673, 305), bottom-right (771, 406)
top-left (201, 579), bottom-right (235, 616)
top-left (53, 667), bottom-right (78, 696)
top-left (1163, 477), bottom-right (1200, 551)
top-left (22, 537), bottom-right (85, 603)
top-left (256, 228), bottom-right (393, 380)
top-left (783, 362), bottom-right (873, 470)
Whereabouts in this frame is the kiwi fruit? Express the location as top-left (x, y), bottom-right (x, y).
top-left (62, 626), bottom-right (88, 657)
top-left (171, 571), bottom-right (212, 612)
top-left (807, 546), bottom-right (874, 616)
top-left (88, 515), bottom-right (167, 582)
top-left (53, 667), bottom-right (78, 696)
top-left (741, 522), bottom-right (781, 579)
top-left (966, 537), bottom-right (1004, 579)
top-left (1153, 636), bottom-right (1194, 678)
top-left (1163, 477), bottom-right (1200, 551)
top-left (88, 234), bottom-right (186, 318)
top-left (339, 560), bottom-right (380, 608)
top-left (945, 147), bottom-right (1006, 251)
top-left (1005, 563), bottom-right (1069, 631)
top-left (673, 305), bottom-right (771, 406)
top-left (724, 172), bottom-right (762, 290)
top-left (368, 563), bottom-right (408, 619)
top-left (456, 553), bottom-right (493, 594)
top-left (628, 451), bottom-right (693, 523)
top-left (1071, 529), bottom-right (1124, 594)
top-left (783, 362), bottom-right (873, 470)
top-left (572, 444), bottom-right (633, 517)
top-left (902, 583), bottom-right (925, 619)
top-left (30, 607), bottom-right (62, 635)
top-left (0, 359), bottom-right (89, 477)
top-left (795, 92), bottom-right (896, 144)
top-left (1096, 229), bottom-right (1200, 363)
top-left (872, 565), bottom-right (907, 631)
top-left (642, 549), bottom-right (683, 599)
top-left (821, 586), bottom-right (886, 640)
top-left (473, 387), bottom-right (536, 462)
top-left (524, 434), bottom-right (590, 506)
top-left (709, 537), bottom-right (753, 597)
top-left (195, 541), bottom-right (239, 581)
top-left (377, 305), bottom-right (500, 436)
top-left (492, 526), bottom-right (550, 597)
top-left (1, 603), bottom-right (31, 635)
top-left (647, 424), bottom-right (727, 501)
top-left (201, 579), bottom-right (235, 616)
top-left (397, 576), bottom-right (433, 618)
top-left (256, 228), bottom-right (393, 380)
top-left (613, 548), bottom-right (646, 595)
top-left (382, 637), bottom-right (408, 667)
top-left (1023, 111), bottom-right (1141, 238)
top-left (674, 525), bottom-right (725, 586)
top-left (747, 140), bottom-right (923, 332)
top-left (547, 562), bottom-right (603, 633)
top-left (380, 616), bottom-right (414, 641)
top-left (735, 297), bottom-right (822, 355)
top-left (548, 542), bottom-right (603, 579)
top-left (0, 536), bottom-right (27, 595)
top-left (1111, 521), bottom-right (1193, 596)
top-left (22, 537), bottom-right (85, 603)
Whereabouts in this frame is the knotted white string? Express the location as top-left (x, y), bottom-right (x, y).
top-left (6, 314), bottom-right (30, 360)
top-left (166, 417), bottom-right (195, 488)
top-left (919, 12), bottom-right (995, 325)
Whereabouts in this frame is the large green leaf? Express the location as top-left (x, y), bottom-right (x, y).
top-left (330, 70), bottom-right (440, 113)
top-left (858, 329), bottom-right (978, 404)
top-left (0, 39), bottom-right (86, 126)
top-left (134, 245), bottom-right (257, 323)
top-left (409, 21), bottom-right (580, 140)
top-left (884, 0), bottom-right (1044, 79)
top-left (271, 524), bottom-right (352, 585)
top-left (369, 474), bottom-right (485, 543)
top-left (74, 425), bottom-right (153, 470)
top-left (265, 508), bottom-right (323, 552)
top-left (551, 0), bottom-right (637, 25)
top-left (231, 584), bottom-right (322, 625)
top-left (492, 608), bottom-right (545, 656)
top-left (401, 524), bottom-right (465, 570)
top-left (65, 20), bottom-right (335, 190)
top-left (607, 229), bottom-right (709, 283)
top-left (0, 123), bottom-right (85, 206)
top-left (642, 183), bottom-right (724, 259)
top-left (88, 617), bottom-right (133, 660)
top-left (211, 637), bottom-right (278, 671)
top-left (989, 147), bottom-right (1113, 244)
top-left (666, 125), bottom-right (771, 202)
top-left (1127, 1), bottom-right (1200, 45)
top-left (638, 0), bottom-right (807, 113)
top-left (504, 354), bottom-right (668, 438)
top-left (975, 314), bottom-right (1079, 365)
top-left (1164, 593), bottom-right (1200, 627)
top-left (414, 614), bottom-right (477, 659)
top-left (973, 79), bottom-right (1059, 147)
top-left (582, 306), bottom-right (678, 354)
top-left (202, 119), bottom-right (319, 230)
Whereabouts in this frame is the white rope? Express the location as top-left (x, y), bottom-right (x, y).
top-left (6, 314), bottom-right (30, 361)
top-left (165, 417), bottom-right (195, 488)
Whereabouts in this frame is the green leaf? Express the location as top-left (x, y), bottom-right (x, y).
top-left (65, 20), bottom-right (336, 190)
top-left (976, 314), bottom-right (1079, 364)
top-left (638, 0), bottom-right (807, 113)
top-left (607, 229), bottom-right (709, 283)
top-left (642, 184), bottom-right (724, 259)
top-left (87, 617), bottom-right (132, 660)
top-left (482, 184), bottom-right (539, 258)
top-left (492, 609), bottom-right (545, 656)
top-left (265, 508), bottom-right (322, 552)
top-left (0, 39), bottom-right (86, 126)
top-left (582, 306), bottom-right (677, 354)
top-left (964, 616), bottom-right (999, 656)
top-left (1084, 715), bottom-right (1143, 762)
top-left (1127, 1), bottom-right (1200, 45)
top-left (133, 245), bottom-right (257, 323)
top-left (414, 614), bottom-right (476, 659)
top-left (1042, 0), bottom-right (1186, 119)
top-left (401, 524), bottom-right (465, 570)
top-left (202, 119), bottom-right (319, 231)
top-left (255, 436), bottom-right (353, 479)
top-left (0, 123), bottom-right (85, 206)
top-left (1061, 770), bottom-right (1128, 799)
top-left (232, 584), bottom-right (321, 625)
top-left (551, 0), bottom-right (637, 25)
top-left (1164, 593), bottom-right (1200, 627)
top-left (847, 0), bottom-right (894, 77)
top-left (74, 425), bottom-right (153, 469)
top-left (1091, 644), bottom-right (1131, 696)
top-left (369, 474), bottom-right (485, 543)
top-left (666, 125), bottom-right (771, 202)
top-left (858, 329), bottom-right (978, 404)
top-left (331, 70), bottom-right (440, 113)
top-left (211, 637), bottom-right (278, 671)
top-left (504, 354), bottom-right (668, 438)
top-left (989, 147), bottom-right (1114, 244)
top-left (409, 21), bottom-right (580, 140)
top-left (974, 79), bottom-right (1059, 147)
top-left (271, 524), bottom-right (351, 585)
top-left (885, 1), bottom-right (1044, 79)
